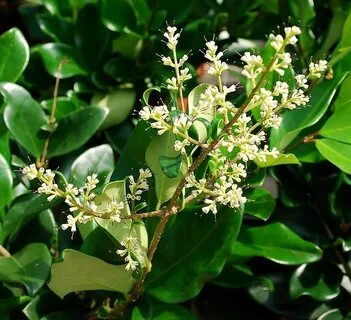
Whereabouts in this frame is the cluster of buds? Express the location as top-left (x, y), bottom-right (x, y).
top-left (139, 25), bottom-right (328, 215)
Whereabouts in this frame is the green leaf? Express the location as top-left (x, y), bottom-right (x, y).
top-left (101, 0), bottom-right (136, 32)
top-left (91, 89), bottom-right (136, 129)
top-left (255, 153), bottom-right (301, 167)
top-left (290, 262), bottom-right (343, 301)
top-left (320, 105), bottom-right (351, 143)
top-left (127, 0), bottom-right (151, 25)
top-left (112, 29), bottom-right (143, 60)
top-left (333, 75), bottom-right (351, 112)
top-left (0, 28), bottom-right (29, 82)
top-left (270, 64), bottom-right (348, 150)
top-left (0, 295), bottom-right (31, 315)
top-left (41, 97), bottom-right (79, 121)
top-left (244, 188), bottom-right (275, 221)
top-left (48, 249), bottom-right (135, 298)
top-left (0, 154), bottom-right (12, 209)
top-left (159, 154), bottom-right (182, 178)
top-left (47, 106), bottom-right (108, 157)
top-left (35, 43), bottom-right (87, 78)
top-left (0, 243), bottom-right (52, 295)
top-left (1, 83), bottom-right (47, 157)
top-left (70, 144), bottom-right (114, 188)
top-left (316, 139), bottom-right (351, 174)
top-left (234, 222), bottom-right (323, 265)
top-left (146, 206), bottom-right (243, 303)
top-left (146, 132), bottom-right (185, 206)
top-left (318, 309), bottom-right (351, 320)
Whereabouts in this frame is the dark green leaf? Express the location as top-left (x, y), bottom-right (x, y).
top-left (0, 295), bottom-right (31, 314)
top-left (0, 243), bottom-right (52, 295)
top-left (0, 153), bottom-right (12, 209)
top-left (70, 144), bottom-right (114, 187)
top-left (47, 106), bottom-right (108, 157)
top-left (146, 206), bottom-right (243, 303)
top-left (159, 154), bottom-right (182, 178)
top-left (234, 222), bottom-right (323, 265)
top-left (41, 97), bottom-right (79, 121)
top-left (290, 262), bottom-right (343, 301)
top-left (1, 83), bottom-right (47, 157)
top-left (0, 28), bottom-right (29, 82)
top-left (48, 249), bottom-right (135, 298)
top-left (316, 139), bottom-right (351, 174)
top-left (35, 43), bottom-right (87, 78)
top-left (244, 188), bottom-right (275, 221)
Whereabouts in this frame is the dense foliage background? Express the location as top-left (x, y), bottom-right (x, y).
top-left (2, 0), bottom-right (351, 319)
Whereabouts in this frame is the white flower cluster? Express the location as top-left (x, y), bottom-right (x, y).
top-left (128, 168), bottom-right (152, 202)
top-left (22, 166), bottom-right (125, 233)
top-left (205, 40), bottom-right (229, 76)
top-left (161, 26), bottom-right (192, 92)
top-left (116, 236), bottom-right (141, 271)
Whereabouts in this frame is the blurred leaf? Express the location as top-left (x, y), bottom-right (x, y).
top-left (146, 132), bottom-right (185, 207)
top-left (35, 43), bottom-right (87, 79)
top-left (41, 97), bottom-right (79, 120)
top-left (91, 89), bottom-right (136, 129)
top-left (48, 249), bottom-right (135, 298)
top-left (0, 295), bottom-right (31, 315)
top-left (1, 83), bottom-right (47, 157)
top-left (100, 0), bottom-right (135, 32)
top-left (320, 105), bottom-right (351, 143)
top-left (316, 139), bottom-right (351, 174)
top-left (105, 122), bottom-right (133, 153)
top-left (159, 154), bottom-right (182, 178)
top-left (146, 206), bottom-right (242, 303)
top-left (290, 262), bottom-right (343, 301)
top-left (244, 188), bottom-right (275, 221)
top-left (255, 153), bottom-right (300, 167)
top-left (0, 154), bottom-right (12, 210)
top-left (293, 143), bottom-right (324, 163)
top-left (37, 14), bottom-right (74, 44)
top-left (333, 75), bottom-right (351, 112)
top-left (112, 30), bottom-right (142, 60)
top-left (234, 222), bottom-right (323, 265)
top-left (47, 106), bottom-right (108, 157)
top-left (0, 243), bottom-right (51, 295)
top-left (0, 28), bottom-right (29, 82)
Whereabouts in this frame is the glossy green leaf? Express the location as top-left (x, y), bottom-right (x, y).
top-left (293, 143), bottom-right (325, 163)
top-left (318, 309), bottom-right (351, 320)
top-left (244, 188), bottom-right (275, 221)
top-left (270, 64), bottom-right (348, 150)
top-left (234, 222), bottom-right (323, 265)
top-left (0, 28), bottom-right (29, 82)
top-left (1, 83), bottom-right (47, 157)
top-left (48, 249), bottom-right (135, 298)
top-left (47, 106), bottom-right (108, 157)
top-left (333, 75), bottom-right (351, 112)
top-left (320, 105), bottom-right (351, 143)
top-left (255, 153), bottom-right (301, 167)
top-left (35, 43), bottom-right (87, 78)
top-left (41, 97), bottom-right (79, 121)
top-left (0, 154), bottom-right (12, 209)
top-left (159, 154), bottom-right (182, 178)
top-left (146, 132), bottom-right (185, 206)
top-left (290, 262), bottom-right (343, 301)
top-left (70, 144), bottom-right (114, 187)
top-left (91, 89), bottom-right (136, 129)
top-left (0, 243), bottom-right (51, 295)
top-left (316, 139), bottom-right (351, 174)
top-left (146, 206), bottom-right (243, 303)
top-left (101, 0), bottom-right (135, 32)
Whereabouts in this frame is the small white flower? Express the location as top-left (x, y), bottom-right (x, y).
top-left (61, 215), bottom-right (77, 233)
top-left (309, 60), bottom-right (328, 79)
top-left (22, 164), bottom-right (38, 180)
top-left (86, 174), bottom-right (99, 189)
top-left (295, 74), bottom-right (308, 89)
top-left (65, 183), bottom-right (79, 196)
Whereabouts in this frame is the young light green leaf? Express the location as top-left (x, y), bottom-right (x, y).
top-left (290, 262), bottom-right (343, 301)
top-left (1, 83), bottom-right (48, 157)
top-left (159, 154), bottom-right (182, 178)
top-left (320, 104), bottom-right (351, 143)
top-left (234, 222), bottom-right (323, 265)
top-left (244, 188), bottom-right (275, 221)
top-left (47, 106), bottom-right (108, 157)
top-left (0, 243), bottom-right (52, 295)
top-left (34, 43), bottom-right (87, 78)
top-left (0, 28), bottom-right (29, 82)
top-left (70, 144), bottom-right (114, 188)
top-left (145, 132), bottom-right (185, 206)
top-left (146, 206), bottom-right (242, 303)
top-left (0, 154), bottom-right (12, 210)
top-left (48, 249), bottom-right (135, 298)
top-left (254, 153), bottom-right (300, 167)
top-left (316, 139), bottom-right (351, 174)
